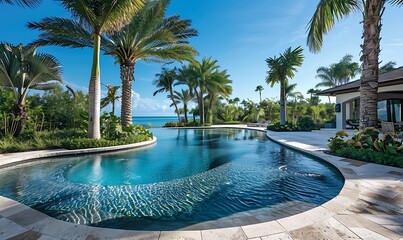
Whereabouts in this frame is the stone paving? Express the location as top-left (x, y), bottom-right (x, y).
top-left (0, 127), bottom-right (402, 240)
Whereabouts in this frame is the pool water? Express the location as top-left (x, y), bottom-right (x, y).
top-left (0, 128), bottom-right (343, 230)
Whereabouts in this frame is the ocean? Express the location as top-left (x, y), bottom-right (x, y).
top-left (132, 116), bottom-right (191, 127)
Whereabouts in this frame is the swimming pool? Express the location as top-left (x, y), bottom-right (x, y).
top-left (0, 128), bottom-right (343, 230)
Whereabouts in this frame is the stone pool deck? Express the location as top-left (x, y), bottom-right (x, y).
top-left (0, 127), bottom-right (402, 240)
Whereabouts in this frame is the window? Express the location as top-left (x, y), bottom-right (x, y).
top-left (378, 99), bottom-right (402, 123)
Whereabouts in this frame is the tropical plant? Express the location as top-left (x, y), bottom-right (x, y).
top-left (0, 44), bottom-right (64, 136)
top-left (177, 57), bottom-right (220, 124)
top-left (266, 46), bottom-right (304, 125)
top-left (28, 0), bottom-right (146, 138)
top-left (153, 68), bottom-right (180, 121)
top-left (101, 84), bottom-right (121, 116)
top-left (102, 0), bottom-right (198, 126)
top-left (171, 89), bottom-right (194, 123)
top-left (307, 0), bottom-right (403, 129)
top-left (315, 54), bottom-right (360, 89)
top-left (255, 85), bottom-right (264, 103)
top-left (205, 69), bottom-right (232, 124)
top-left (243, 107), bottom-right (265, 123)
top-left (379, 61), bottom-right (397, 73)
top-left (307, 88), bottom-right (321, 106)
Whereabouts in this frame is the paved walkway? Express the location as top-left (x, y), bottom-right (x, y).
top-left (0, 127), bottom-right (402, 240)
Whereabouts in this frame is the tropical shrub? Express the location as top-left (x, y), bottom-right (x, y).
top-left (328, 128), bottom-right (403, 168)
top-left (267, 122), bottom-right (298, 132)
top-left (298, 116), bottom-right (315, 131)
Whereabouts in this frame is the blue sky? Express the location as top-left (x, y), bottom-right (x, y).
top-left (1, 1), bottom-right (403, 116)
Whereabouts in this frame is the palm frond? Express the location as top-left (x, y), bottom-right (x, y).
top-left (0, 0), bottom-right (41, 8)
top-left (27, 17), bottom-right (93, 48)
top-left (306, 0), bottom-right (361, 53)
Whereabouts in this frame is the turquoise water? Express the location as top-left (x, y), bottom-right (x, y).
top-left (0, 128), bottom-right (343, 230)
top-left (132, 116), bottom-right (196, 127)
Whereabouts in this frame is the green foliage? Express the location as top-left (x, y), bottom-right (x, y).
top-left (328, 128), bottom-right (403, 167)
top-left (267, 122), bottom-right (298, 132)
top-left (298, 116), bottom-right (315, 131)
top-left (335, 146), bottom-right (403, 168)
top-left (163, 120), bottom-right (211, 128)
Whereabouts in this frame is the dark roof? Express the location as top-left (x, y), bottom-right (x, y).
top-left (317, 67), bottom-right (403, 96)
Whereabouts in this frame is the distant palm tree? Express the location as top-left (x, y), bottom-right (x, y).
top-left (153, 68), bottom-right (181, 122)
top-left (205, 70), bottom-right (232, 124)
top-left (0, 44), bottom-right (64, 136)
top-left (101, 84), bottom-right (121, 116)
top-left (0, 0), bottom-right (41, 8)
top-left (233, 97), bottom-right (240, 107)
top-left (307, 88), bottom-right (321, 105)
top-left (315, 54), bottom-right (359, 88)
top-left (171, 89), bottom-right (194, 123)
top-left (102, 0), bottom-right (198, 126)
top-left (379, 61), bottom-right (397, 73)
top-left (266, 46), bottom-right (304, 125)
top-left (255, 85), bottom-right (264, 103)
top-left (307, 0), bottom-right (403, 128)
top-left (28, 0), bottom-right (145, 138)
top-left (243, 108), bottom-right (265, 123)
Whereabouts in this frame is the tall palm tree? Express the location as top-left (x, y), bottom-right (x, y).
top-left (266, 46), bottom-right (304, 125)
top-left (0, 43), bottom-right (64, 136)
top-left (171, 89), bottom-right (194, 123)
top-left (307, 88), bottom-right (321, 106)
top-left (28, 0), bottom-right (145, 138)
top-left (307, 0), bottom-right (403, 129)
top-left (255, 85), bottom-right (264, 103)
top-left (102, 0), bottom-right (198, 126)
top-left (379, 61), bottom-right (397, 73)
top-left (153, 68), bottom-right (180, 122)
top-left (205, 70), bottom-right (232, 124)
top-left (101, 84), bottom-right (121, 116)
top-left (177, 57), bottom-right (219, 124)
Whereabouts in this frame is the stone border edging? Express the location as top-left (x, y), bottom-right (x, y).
top-left (0, 137), bottom-right (157, 168)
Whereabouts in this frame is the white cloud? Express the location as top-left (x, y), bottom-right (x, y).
top-left (132, 91), bottom-right (172, 114)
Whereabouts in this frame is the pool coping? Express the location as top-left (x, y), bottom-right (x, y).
top-left (0, 126), bottom-right (402, 240)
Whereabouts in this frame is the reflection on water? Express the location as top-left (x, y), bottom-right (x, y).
top-left (0, 128), bottom-right (343, 230)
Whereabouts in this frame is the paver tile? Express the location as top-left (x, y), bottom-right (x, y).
top-left (159, 230), bottom-right (201, 240)
top-left (260, 232), bottom-right (293, 240)
top-left (201, 227), bottom-right (247, 240)
top-left (0, 218), bottom-right (27, 239)
top-left (241, 221), bottom-right (285, 239)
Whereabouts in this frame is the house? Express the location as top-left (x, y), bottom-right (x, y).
top-left (317, 67), bottom-right (403, 129)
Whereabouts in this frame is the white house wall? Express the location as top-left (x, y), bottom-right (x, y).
top-left (334, 84), bottom-right (403, 129)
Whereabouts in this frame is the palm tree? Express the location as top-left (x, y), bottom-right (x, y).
top-left (243, 108), bottom-right (265, 123)
top-left (101, 84), bottom-right (121, 116)
top-left (28, 0), bottom-right (145, 138)
top-left (379, 61), bottom-right (397, 73)
top-left (205, 70), bottom-right (232, 124)
top-left (153, 68), bottom-right (180, 122)
top-left (0, 43), bottom-right (64, 136)
top-left (315, 54), bottom-right (360, 88)
top-left (177, 57), bottom-right (219, 124)
top-left (1, 0), bottom-right (41, 8)
top-left (255, 85), bottom-right (264, 103)
top-left (307, 88), bottom-right (321, 106)
top-left (102, 0), bottom-right (198, 126)
top-left (307, 0), bottom-right (403, 129)
top-left (266, 46), bottom-right (304, 125)
top-left (233, 97), bottom-right (240, 107)
top-left (171, 89), bottom-right (194, 123)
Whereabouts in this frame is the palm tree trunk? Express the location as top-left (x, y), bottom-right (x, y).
top-left (359, 0), bottom-right (383, 129)
top-left (88, 34), bottom-right (101, 139)
top-left (206, 94), bottom-right (215, 124)
top-left (12, 101), bottom-right (27, 137)
top-left (120, 63), bottom-right (135, 126)
top-left (280, 81), bottom-right (286, 125)
top-left (169, 88), bottom-right (180, 122)
top-left (259, 91), bottom-right (262, 103)
top-left (184, 104), bottom-right (188, 123)
top-left (199, 89), bottom-right (205, 124)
